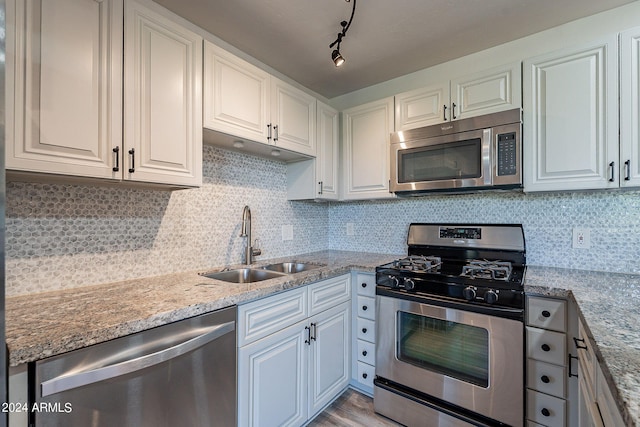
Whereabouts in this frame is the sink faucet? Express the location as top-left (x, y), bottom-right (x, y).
top-left (240, 205), bottom-right (261, 265)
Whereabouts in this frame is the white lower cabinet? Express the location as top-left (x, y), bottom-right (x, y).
top-left (237, 275), bottom-right (351, 427)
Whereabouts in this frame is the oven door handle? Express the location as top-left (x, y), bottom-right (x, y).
top-left (376, 287), bottom-right (524, 320)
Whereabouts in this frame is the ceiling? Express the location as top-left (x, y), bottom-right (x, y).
top-left (155, 0), bottom-right (636, 99)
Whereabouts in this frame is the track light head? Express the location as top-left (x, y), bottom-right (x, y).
top-left (332, 49), bottom-right (345, 67)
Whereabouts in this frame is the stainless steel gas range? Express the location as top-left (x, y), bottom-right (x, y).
top-left (374, 223), bottom-right (526, 427)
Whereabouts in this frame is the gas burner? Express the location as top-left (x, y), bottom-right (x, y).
top-left (394, 255), bottom-right (442, 273)
top-left (460, 260), bottom-right (512, 281)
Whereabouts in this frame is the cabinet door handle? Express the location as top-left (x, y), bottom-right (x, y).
top-left (541, 343), bottom-right (551, 352)
top-left (112, 146), bottom-right (120, 172)
top-left (310, 322), bottom-right (317, 342)
top-left (273, 125), bottom-right (279, 142)
top-left (443, 104), bottom-right (448, 121)
top-left (267, 124), bottom-right (272, 141)
top-left (609, 161), bottom-right (615, 182)
top-left (318, 181), bottom-right (323, 195)
top-left (625, 160), bottom-right (631, 181)
top-left (128, 148), bottom-right (135, 173)
top-left (568, 353), bottom-right (579, 378)
top-left (452, 102), bottom-right (457, 119)
top-left (305, 325), bottom-right (311, 345)
top-left (573, 336), bottom-right (588, 350)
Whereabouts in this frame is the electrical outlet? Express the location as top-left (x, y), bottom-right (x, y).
top-left (282, 225), bottom-right (293, 241)
top-left (346, 222), bottom-right (355, 236)
top-left (572, 228), bottom-right (591, 249)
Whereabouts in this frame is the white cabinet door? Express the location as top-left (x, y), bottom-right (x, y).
top-left (6, 0), bottom-right (122, 179)
top-left (316, 101), bottom-right (340, 200)
top-left (395, 83), bottom-right (448, 130)
top-left (342, 97), bottom-right (396, 200)
top-left (308, 302), bottom-right (350, 416)
top-left (451, 62), bottom-right (522, 120)
top-left (523, 36), bottom-right (619, 192)
top-left (203, 41), bottom-right (270, 144)
top-left (620, 26), bottom-right (640, 187)
top-left (271, 78), bottom-right (316, 157)
top-left (238, 321), bottom-right (308, 427)
top-left (124, 0), bottom-right (202, 187)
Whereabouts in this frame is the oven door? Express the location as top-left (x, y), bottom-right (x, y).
top-left (390, 128), bottom-right (492, 192)
top-left (376, 293), bottom-right (523, 426)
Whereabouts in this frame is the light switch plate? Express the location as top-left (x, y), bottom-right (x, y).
top-left (282, 225), bottom-right (293, 241)
top-left (346, 222), bottom-right (355, 236)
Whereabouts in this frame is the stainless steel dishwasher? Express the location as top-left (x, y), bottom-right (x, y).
top-left (33, 306), bottom-right (236, 427)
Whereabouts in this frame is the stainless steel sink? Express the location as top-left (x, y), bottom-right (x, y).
top-left (201, 268), bottom-right (286, 283)
top-left (260, 262), bottom-right (322, 274)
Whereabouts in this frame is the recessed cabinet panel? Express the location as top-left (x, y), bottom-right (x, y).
top-left (124, 0), bottom-right (202, 186)
top-left (316, 102), bottom-right (340, 199)
top-left (524, 37), bottom-right (618, 191)
top-left (271, 79), bottom-right (316, 156)
top-left (6, 0), bottom-right (122, 178)
top-left (451, 63), bottom-right (521, 120)
top-left (395, 84), bottom-right (447, 130)
top-left (620, 26), bottom-right (640, 187)
top-left (204, 41), bottom-right (270, 143)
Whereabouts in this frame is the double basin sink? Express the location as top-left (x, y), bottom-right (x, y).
top-left (200, 262), bottom-right (321, 284)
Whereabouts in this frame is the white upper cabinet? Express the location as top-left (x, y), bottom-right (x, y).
top-left (6, 0), bottom-right (123, 179)
top-left (204, 42), bottom-right (316, 158)
top-left (620, 26), bottom-right (640, 187)
top-left (124, 0), bottom-right (202, 187)
top-left (6, 0), bottom-right (202, 187)
top-left (315, 102), bottom-right (340, 200)
top-left (342, 97), bottom-right (396, 200)
top-left (395, 62), bottom-right (521, 131)
top-left (523, 36), bottom-right (619, 192)
top-left (203, 42), bottom-right (270, 144)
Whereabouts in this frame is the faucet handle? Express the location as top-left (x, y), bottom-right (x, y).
top-left (252, 239), bottom-right (262, 257)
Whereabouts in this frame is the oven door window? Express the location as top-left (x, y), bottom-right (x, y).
top-left (397, 311), bottom-right (489, 388)
top-left (398, 139), bottom-right (481, 183)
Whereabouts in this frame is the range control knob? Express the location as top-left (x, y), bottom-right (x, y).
top-left (463, 286), bottom-right (477, 301)
top-left (485, 290), bottom-right (499, 304)
top-left (404, 278), bottom-right (416, 290)
top-left (388, 275), bottom-right (400, 288)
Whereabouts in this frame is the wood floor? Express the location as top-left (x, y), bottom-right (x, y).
top-left (307, 389), bottom-right (402, 427)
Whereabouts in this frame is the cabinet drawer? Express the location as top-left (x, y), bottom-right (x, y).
top-left (527, 326), bottom-right (566, 366)
top-left (308, 274), bottom-right (350, 316)
top-left (356, 361), bottom-right (374, 389)
top-left (356, 273), bottom-right (376, 297)
top-left (527, 296), bottom-right (567, 332)
top-left (357, 340), bottom-right (375, 365)
top-left (527, 359), bottom-right (566, 398)
top-left (357, 296), bottom-right (375, 320)
top-left (527, 389), bottom-right (566, 427)
top-left (238, 287), bottom-right (307, 346)
top-left (356, 318), bottom-right (375, 343)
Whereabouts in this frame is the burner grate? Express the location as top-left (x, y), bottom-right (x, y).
top-left (394, 255), bottom-right (442, 273)
top-left (460, 260), bottom-right (512, 281)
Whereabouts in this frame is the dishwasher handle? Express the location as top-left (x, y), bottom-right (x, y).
top-left (41, 320), bottom-right (235, 397)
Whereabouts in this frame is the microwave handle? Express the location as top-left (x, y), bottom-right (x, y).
top-left (483, 128), bottom-right (492, 186)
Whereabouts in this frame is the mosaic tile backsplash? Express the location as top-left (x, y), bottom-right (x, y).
top-left (7, 144), bottom-right (640, 296)
top-left (6, 146), bottom-right (328, 296)
top-left (327, 190), bottom-right (640, 274)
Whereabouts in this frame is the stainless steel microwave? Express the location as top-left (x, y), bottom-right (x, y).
top-left (390, 109), bottom-right (522, 194)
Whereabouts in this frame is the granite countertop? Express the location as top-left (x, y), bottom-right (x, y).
top-left (7, 251), bottom-right (639, 425)
top-left (525, 266), bottom-right (640, 427)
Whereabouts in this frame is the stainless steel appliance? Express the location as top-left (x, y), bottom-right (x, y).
top-left (390, 109), bottom-right (522, 195)
top-left (374, 224), bottom-right (526, 427)
top-left (33, 306), bottom-right (237, 427)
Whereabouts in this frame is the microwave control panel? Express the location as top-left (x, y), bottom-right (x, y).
top-left (497, 132), bottom-right (517, 176)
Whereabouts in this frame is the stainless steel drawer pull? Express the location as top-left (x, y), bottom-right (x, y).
top-left (41, 321), bottom-right (235, 397)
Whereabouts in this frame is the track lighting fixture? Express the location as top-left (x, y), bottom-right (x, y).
top-left (329, 0), bottom-right (356, 67)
